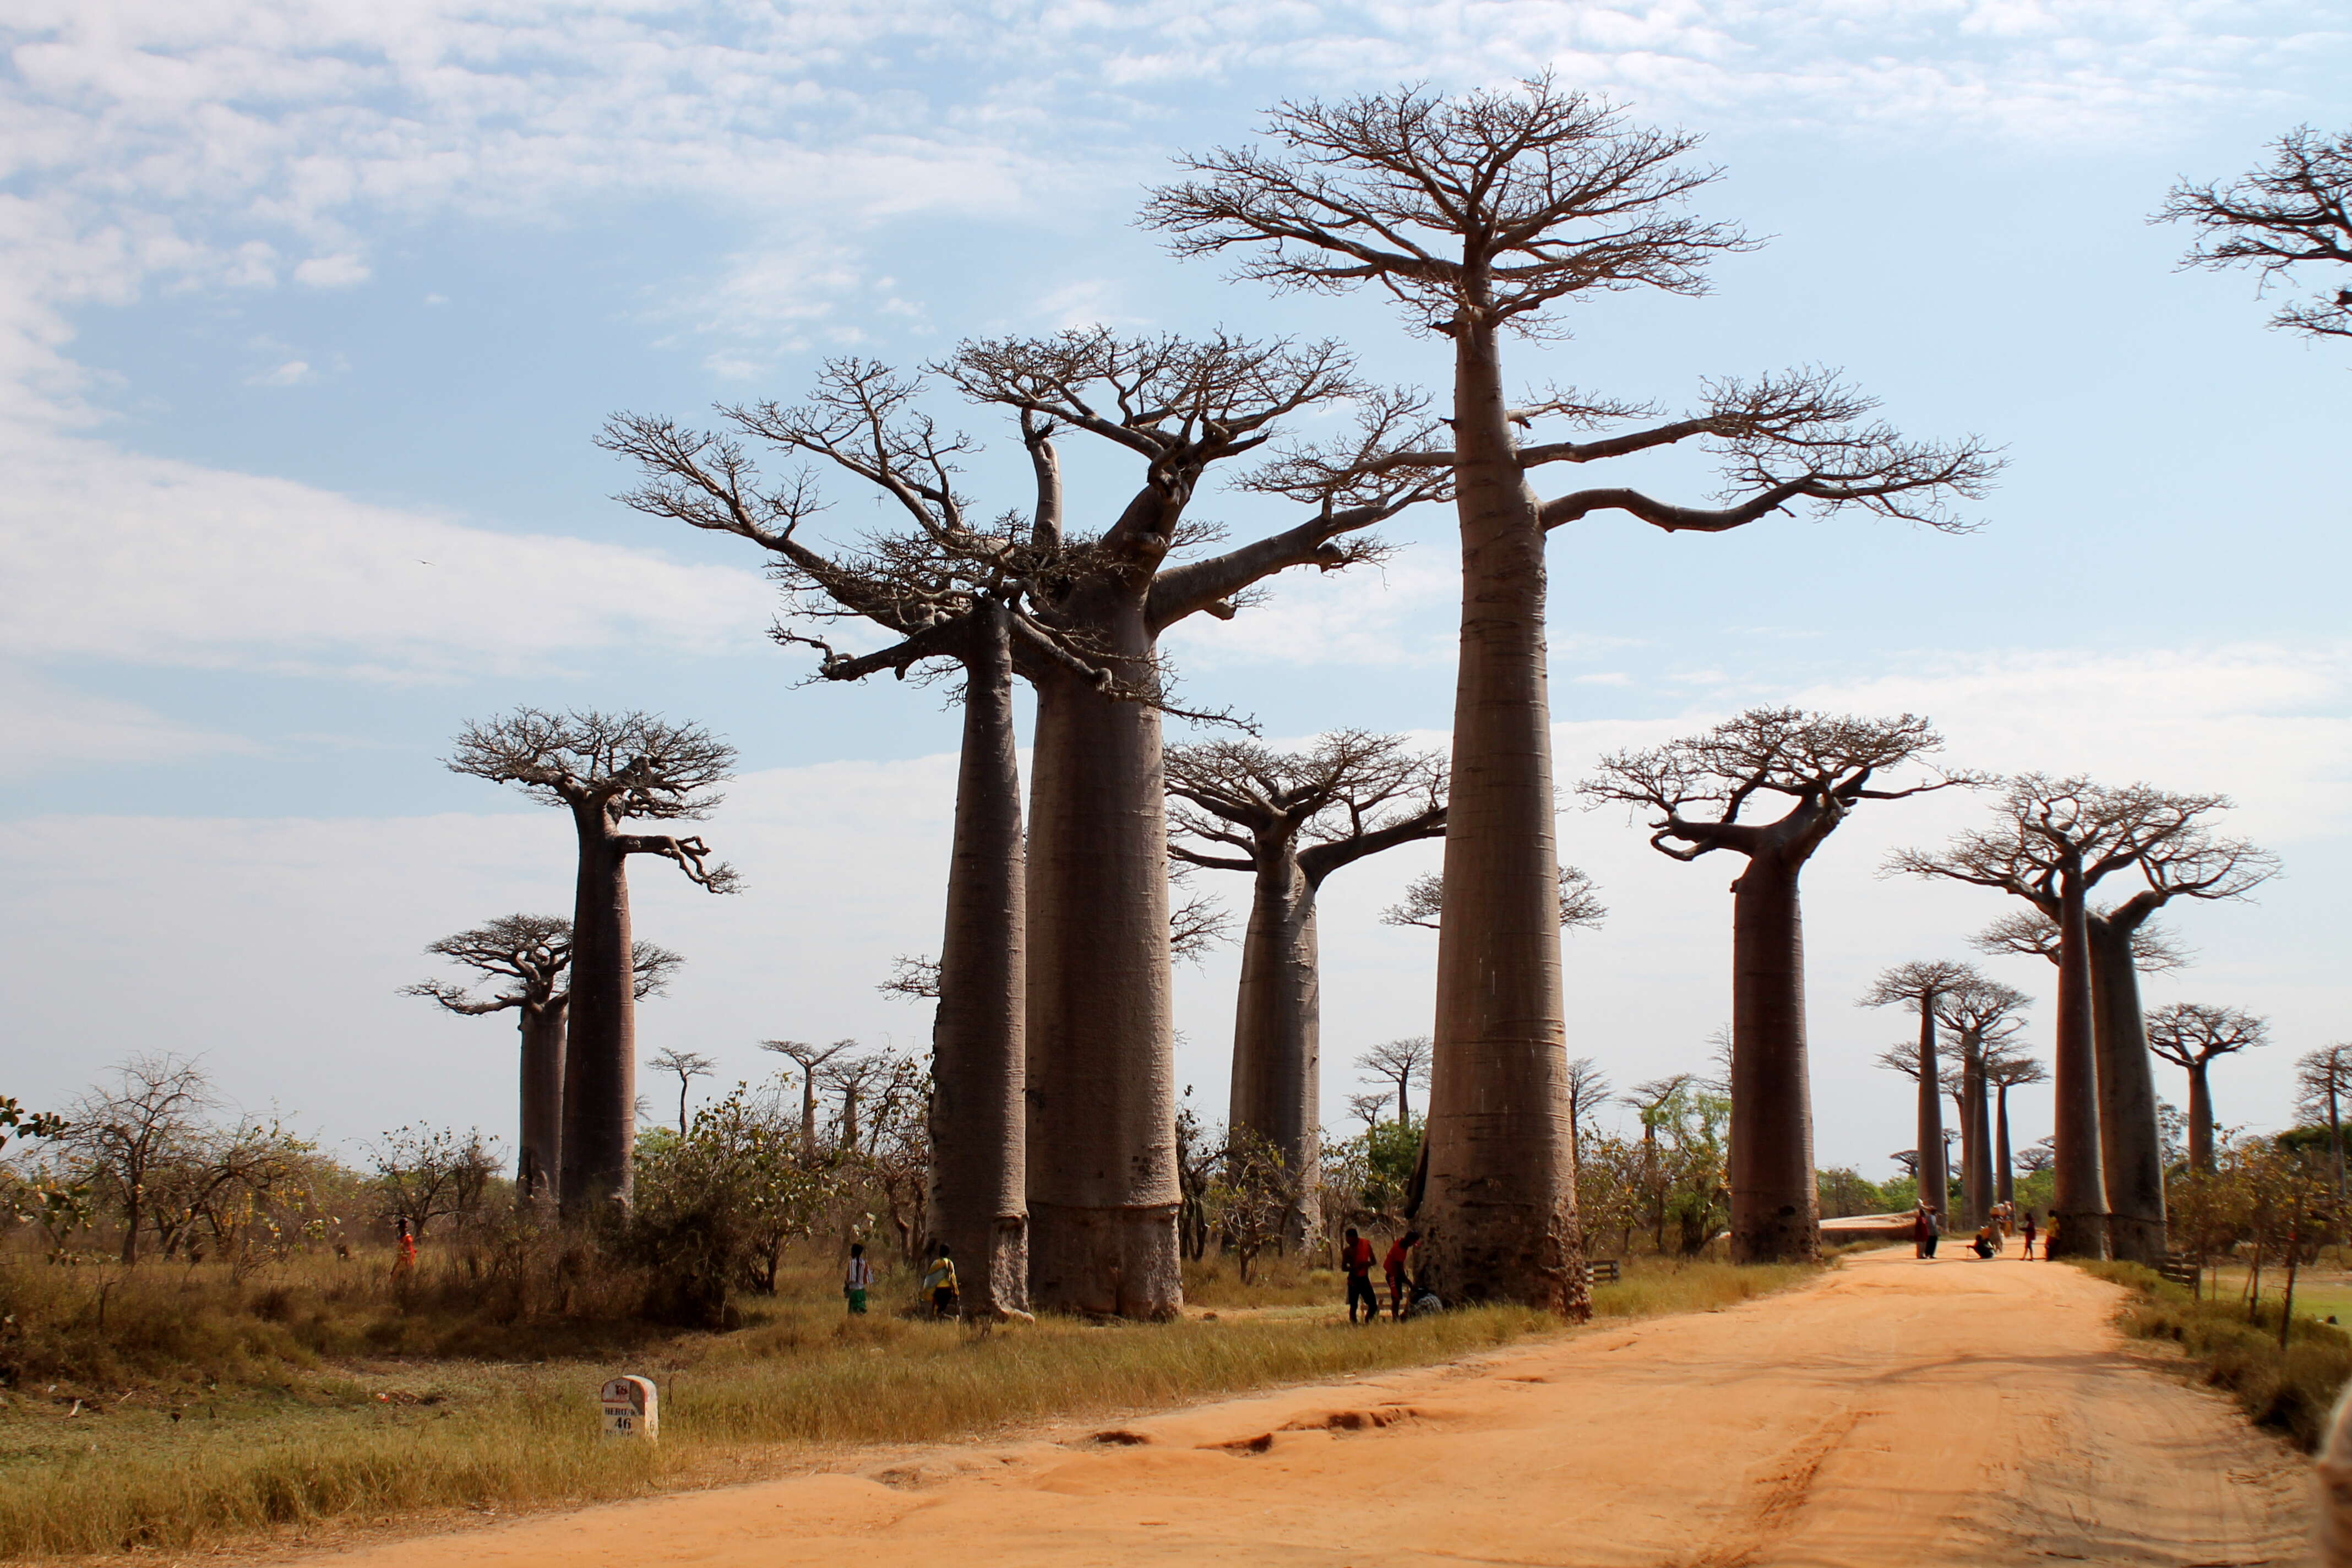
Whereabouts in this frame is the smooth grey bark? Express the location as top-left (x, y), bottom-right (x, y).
top-left (2087, 914), bottom-right (2165, 1264)
top-left (1423, 319), bottom-right (1585, 1313)
top-left (2049, 862), bottom-right (2110, 1259)
top-left (1728, 853), bottom-right (1821, 1263)
top-left (1995, 1081), bottom-right (2015, 1207)
top-left (1958, 1031), bottom-right (1993, 1228)
top-left (927, 600), bottom-right (1030, 1317)
top-left (518, 998), bottom-right (567, 1204)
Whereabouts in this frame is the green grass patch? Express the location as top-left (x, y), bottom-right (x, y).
top-left (2075, 1259), bottom-right (2352, 1451)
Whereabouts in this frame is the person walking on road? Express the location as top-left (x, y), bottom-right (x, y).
top-left (2019, 1212), bottom-right (2038, 1260)
top-left (1341, 1227), bottom-right (1379, 1325)
top-left (921, 1243), bottom-right (960, 1319)
top-left (843, 1242), bottom-right (873, 1314)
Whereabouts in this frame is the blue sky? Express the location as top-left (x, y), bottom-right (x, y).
top-left (3, 1), bottom-right (2348, 1178)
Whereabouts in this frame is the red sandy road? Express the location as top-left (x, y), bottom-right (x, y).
top-left (319, 1248), bottom-right (2312, 1568)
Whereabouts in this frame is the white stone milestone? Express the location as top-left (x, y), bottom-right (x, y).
top-left (599, 1375), bottom-right (658, 1441)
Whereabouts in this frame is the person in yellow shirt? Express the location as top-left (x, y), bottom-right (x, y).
top-left (921, 1243), bottom-right (960, 1319)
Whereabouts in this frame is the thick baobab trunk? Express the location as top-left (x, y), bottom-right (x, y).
top-left (2185, 1062), bottom-right (2215, 1174)
top-left (1913, 995), bottom-right (1948, 1229)
top-left (2088, 917), bottom-right (2166, 1263)
top-left (1424, 318), bottom-right (1585, 1314)
top-left (1727, 853), bottom-right (1822, 1264)
top-left (1961, 1036), bottom-right (1993, 1228)
top-left (1025, 606), bottom-right (1180, 1319)
top-left (927, 605), bottom-right (1030, 1318)
top-left (799, 1071), bottom-right (820, 1158)
top-left (1229, 846), bottom-right (1321, 1245)
top-left (2048, 865), bottom-right (2109, 1258)
top-left (562, 819), bottom-right (636, 1216)
top-left (1995, 1082), bottom-right (2015, 1208)
top-left (518, 999), bottom-right (566, 1206)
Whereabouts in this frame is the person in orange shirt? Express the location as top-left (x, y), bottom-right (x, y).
top-left (1341, 1227), bottom-right (1379, 1324)
top-left (393, 1220), bottom-right (417, 1278)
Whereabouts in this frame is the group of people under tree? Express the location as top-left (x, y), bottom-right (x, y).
top-left (389, 86), bottom-right (2341, 1316)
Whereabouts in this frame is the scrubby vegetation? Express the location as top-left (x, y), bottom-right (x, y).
top-left (2081, 1259), bottom-right (2352, 1451)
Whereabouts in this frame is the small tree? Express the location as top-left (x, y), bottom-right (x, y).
top-left (1564, 1057), bottom-right (1611, 1155)
top-left (2160, 126), bottom-right (2352, 341)
top-left (1356, 1036), bottom-right (1432, 1124)
top-left (818, 1052), bottom-right (894, 1153)
top-left (1207, 1129), bottom-right (1302, 1283)
top-left (646, 1048), bottom-right (718, 1136)
top-left (1586, 708), bottom-right (1975, 1262)
top-left (447, 710), bottom-right (737, 1213)
top-left (2147, 1004), bottom-right (2268, 1174)
top-left (370, 1125), bottom-right (503, 1239)
top-left (1936, 973), bottom-right (2030, 1227)
top-left (64, 1054), bottom-right (215, 1264)
top-left (2296, 1043), bottom-right (2352, 1201)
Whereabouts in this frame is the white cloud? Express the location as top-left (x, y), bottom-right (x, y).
top-left (247, 358), bottom-right (311, 386)
top-left (0, 663), bottom-right (253, 776)
top-left (0, 433), bottom-right (777, 677)
top-left (291, 254), bottom-right (368, 288)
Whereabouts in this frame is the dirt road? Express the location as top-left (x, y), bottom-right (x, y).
top-left (328, 1247), bottom-right (2315, 1567)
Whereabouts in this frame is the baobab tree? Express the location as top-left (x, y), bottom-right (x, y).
top-left (1148, 78), bottom-right (1996, 1309)
top-left (1938, 974), bottom-right (2030, 1227)
top-left (447, 709), bottom-right (737, 1214)
top-left (1166, 729), bottom-right (1445, 1227)
top-left (1985, 1042), bottom-right (2049, 1208)
top-left (610, 347), bottom-right (1441, 1318)
top-left (1584, 709), bottom-right (1974, 1262)
top-left (1564, 1057), bottom-right (1611, 1153)
top-left (1380, 867), bottom-right (1605, 931)
top-left (1893, 776), bottom-right (2277, 1261)
top-left (760, 1039), bottom-right (853, 1158)
top-left (2147, 1004), bottom-right (2268, 1173)
top-left (646, 1048), bottom-right (717, 1136)
top-left (1357, 1036), bottom-right (1433, 1124)
top-left (405, 915), bottom-right (680, 1202)
top-left (1859, 961), bottom-right (1974, 1234)
top-left (2297, 1044), bottom-right (2352, 1200)
top-left (2160, 125), bottom-right (2352, 341)
top-left (819, 1052), bottom-right (895, 1153)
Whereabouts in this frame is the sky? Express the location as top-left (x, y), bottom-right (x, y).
top-left (2, 1), bottom-right (2348, 1183)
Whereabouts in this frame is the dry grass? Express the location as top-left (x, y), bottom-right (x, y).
top-left (0, 1246), bottom-right (1828, 1560)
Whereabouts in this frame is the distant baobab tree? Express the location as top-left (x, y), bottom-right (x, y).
top-left (1357, 1035), bottom-right (1433, 1125)
top-left (1343, 1092), bottom-right (1390, 1131)
top-left (2297, 1044), bottom-right (2352, 1200)
top-left (646, 1047), bottom-right (717, 1136)
top-left (405, 914), bottom-right (680, 1202)
top-left (1892, 775), bottom-right (2276, 1262)
top-left (1859, 961), bottom-right (1974, 1234)
top-left (1167, 730), bottom-right (1446, 1234)
top-left (1150, 78), bottom-right (1997, 1313)
top-left (819, 1052), bottom-right (894, 1153)
top-left (759, 1038), bottom-right (853, 1158)
top-left (2160, 126), bottom-right (2352, 340)
top-left (1938, 973), bottom-right (2030, 1227)
top-left (1585, 708), bottom-right (1977, 1262)
top-left (2147, 1004), bottom-right (2268, 1173)
top-left (1564, 1057), bottom-right (1611, 1154)
top-left (1379, 866), bottom-right (1605, 932)
top-left (447, 709), bottom-right (737, 1214)
top-left (1984, 1042), bottom-right (2048, 1208)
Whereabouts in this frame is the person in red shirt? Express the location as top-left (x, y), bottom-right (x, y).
top-left (1384, 1230), bottom-right (1421, 1321)
top-left (1341, 1227), bottom-right (1379, 1324)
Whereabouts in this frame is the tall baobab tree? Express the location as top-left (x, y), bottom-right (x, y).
top-left (760, 1039), bottom-right (854, 1158)
top-left (1148, 78), bottom-right (1996, 1311)
top-left (646, 1048), bottom-right (717, 1136)
top-left (1984, 1042), bottom-right (2049, 1209)
top-left (2160, 126), bottom-right (2352, 341)
top-left (2147, 1004), bottom-right (2268, 1173)
top-left (1937, 973), bottom-right (2030, 1227)
top-left (448, 710), bottom-right (737, 1215)
top-left (2297, 1044), bottom-right (2352, 1201)
top-left (1380, 867), bottom-right (1605, 931)
top-left (1166, 729), bottom-right (1445, 1227)
top-left (820, 1052), bottom-right (895, 1153)
top-left (405, 915), bottom-right (680, 1202)
top-left (1893, 776), bottom-right (2276, 1261)
top-left (1859, 961), bottom-right (1974, 1233)
top-left (1357, 1036), bottom-right (1433, 1124)
top-left (611, 347), bottom-right (1440, 1318)
top-left (1584, 709), bottom-right (1974, 1262)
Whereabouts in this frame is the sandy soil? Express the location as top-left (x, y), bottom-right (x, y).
top-left (322, 1245), bottom-right (2315, 1567)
